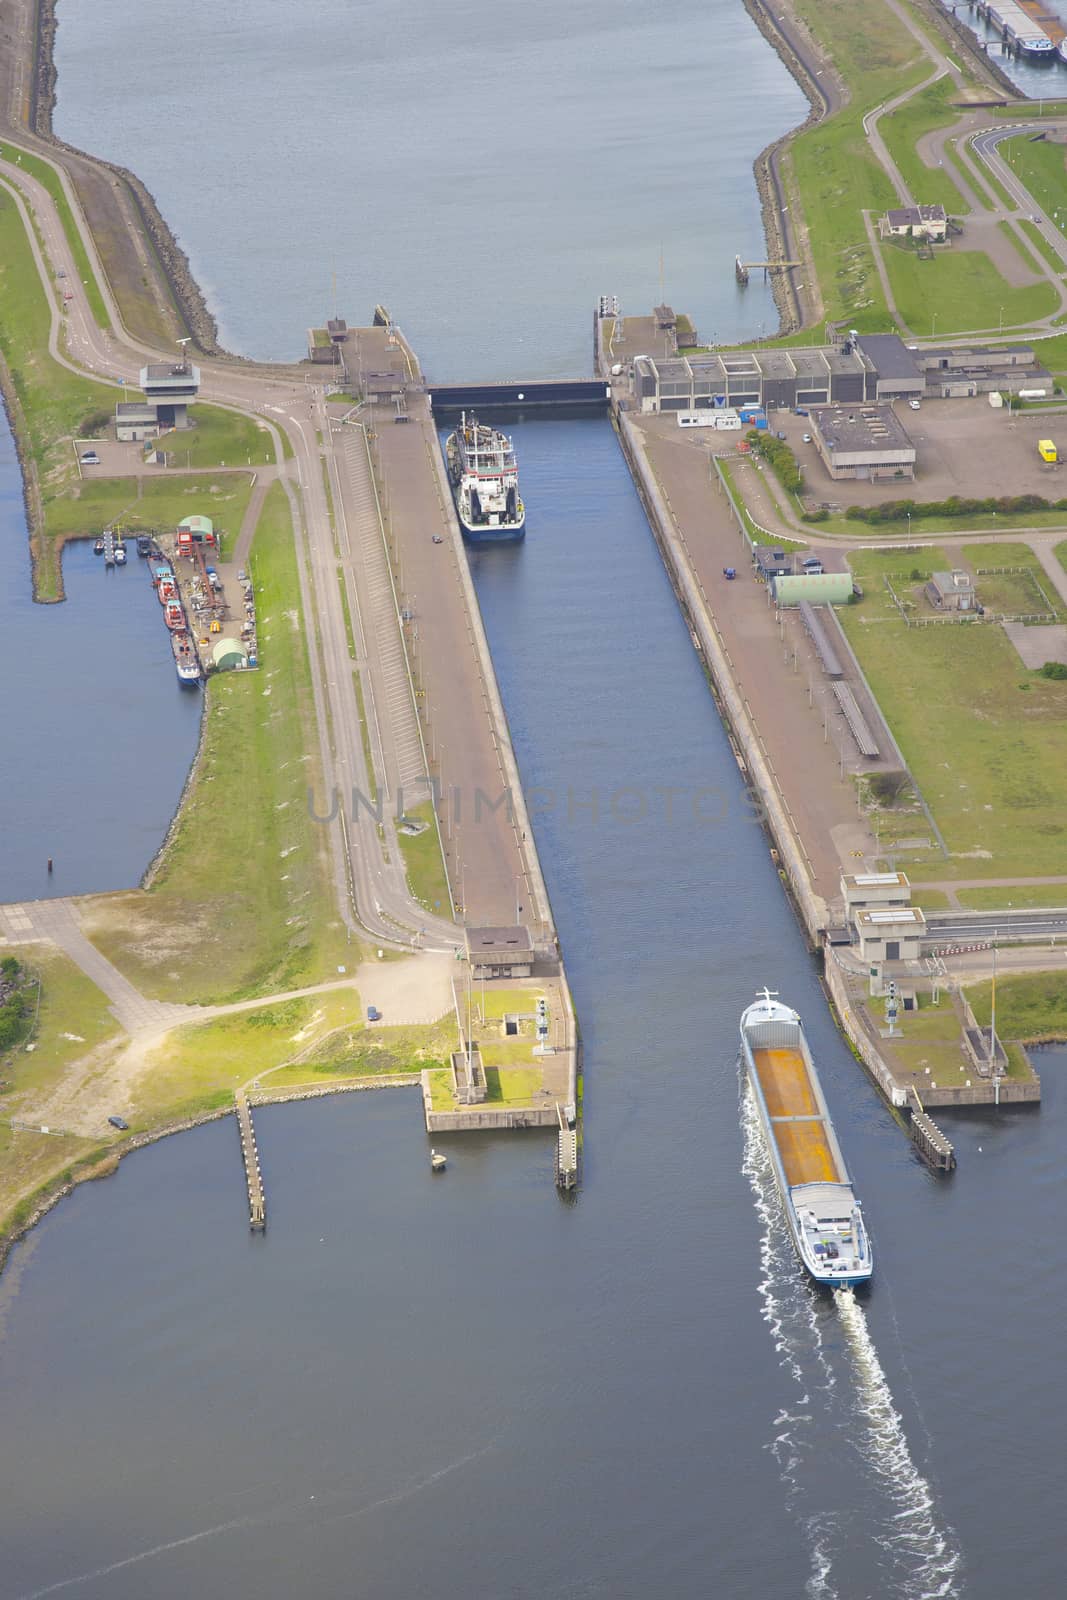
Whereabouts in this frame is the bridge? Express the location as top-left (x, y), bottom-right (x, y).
top-left (427, 379), bottom-right (610, 412)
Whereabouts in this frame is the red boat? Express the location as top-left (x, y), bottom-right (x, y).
top-left (164, 599), bottom-right (186, 631)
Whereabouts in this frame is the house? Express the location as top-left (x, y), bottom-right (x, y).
top-left (925, 570), bottom-right (975, 612)
top-left (880, 204), bottom-right (947, 242)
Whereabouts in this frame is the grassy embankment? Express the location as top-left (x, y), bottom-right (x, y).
top-left (999, 136), bottom-right (1067, 243)
top-left (0, 947), bottom-right (125, 1237)
top-left (839, 545), bottom-right (1067, 880)
top-left (881, 243), bottom-right (1059, 336)
top-left (397, 801), bottom-right (451, 917)
top-left (0, 187), bottom-right (259, 595)
top-left (80, 483), bottom-right (350, 1006)
top-left (878, 76), bottom-right (970, 217)
top-left (784, 0), bottom-right (927, 330)
top-left (0, 140), bottom-right (108, 326)
top-left (967, 972), bottom-right (1067, 1042)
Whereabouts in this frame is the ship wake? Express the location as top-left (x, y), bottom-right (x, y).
top-left (741, 1079), bottom-right (962, 1600)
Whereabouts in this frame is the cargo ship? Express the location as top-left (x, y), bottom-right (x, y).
top-left (445, 413), bottom-right (525, 542)
top-left (171, 630), bottom-right (201, 685)
top-left (740, 989), bottom-right (872, 1288)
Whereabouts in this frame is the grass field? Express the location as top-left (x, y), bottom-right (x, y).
top-left (0, 1127), bottom-right (109, 1246)
top-left (1018, 217), bottom-right (1065, 276)
top-left (998, 219), bottom-right (1043, 278)
top-left (999, 136), bottom-right (1067, 243)
top-left (957, 883), bottom-right (1067, 910)
top-left (839, 548), bottom-right (1067, 875)
top-left (427, 1062), bottom-right (543, 1111)
top-left (879, 78), bottom-right (970, 216)
top-left (0, 140), bottom-right (109, 326)
top-left (397, 801), bottom-right (451, 918)
top-left (786, 0), bottom-right (928, 328)
top-left (45, 471), bottom-right (254, 541)
top-left (882, 243), bottom-right (1059, 336)
top-left (157, 406), bottom-right (273, 469)
top-left (0, 947), bottom-right (122, 1108)
top-left (268, 1014), bottom-right (457, 1085)
top-left (966, 971), bottom-right (1067, 1041)
top-left (82, 483), bottom-right (351, 1003)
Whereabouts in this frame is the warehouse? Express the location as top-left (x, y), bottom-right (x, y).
top-left (631, 344), bottom-right (873, 414)
top-left (808, 404), bottom-right (916, 482)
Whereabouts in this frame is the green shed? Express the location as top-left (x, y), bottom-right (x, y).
top-left (212, 638), bottom-right (246, 671)
top-left (772, 572), bottom-right (854, 608)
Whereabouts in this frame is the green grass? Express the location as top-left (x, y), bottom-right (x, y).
top-left (1019, 218), bottom-right (1065, 276)
top-left (879, 78), bottom-right (970, 216)
top-left (81, 483), bottom-right (351, 1003)
top-left (881, 242), bottom-right (1059, 335)
top-left (0, 948), bottom-right (122, 1108)
top-left (911, 888), bottom-right (951, 910)
top-left (1055, 538), bottom-right (1067, 574)
top-left (944, 137), bottom-right (998, 212)
top-left (0, 139), bottom-right (109, 326)
top-left (156, 405), bottom-right (273, 468)
top-left (997, 219), bottom-right (1043, 278)
top-left (999, 136), bottom-right (1067, 242)
top-left (397, 801), bottom-right (451, 918)
top-left (718, 461), bottom-right (807, 551)
top-left (966, 971), bottom-right (1067, 1042)
top-left (786, 0), bottom-right (929, 328)
top-left (352, 671), bottom-right (377, 804)
top-left (840, 548), bottom-right (1067, 875)
top-left (45, 471), bottom-right (254, 542)
top-left (484, 1067), bottom-right (542, 1104)
top-left (477, 986), bottom-right (539, 1021)
top-left (269, 1015), bottom-right (457, 1082)
top-left (957, 883), bottom-right (1067, 910)
top-left (337, 569), bottom-right (356, 658)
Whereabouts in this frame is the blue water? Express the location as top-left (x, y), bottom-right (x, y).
top-left (52, 0), bottom-right (804, 375)
top-left (0, 416), bottom-right (202, 901)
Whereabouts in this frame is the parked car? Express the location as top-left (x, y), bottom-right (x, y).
top-left (802, 433), bottom-right (812, 443)
top-left (80, 450), bottom-right (100, 465)
top-left (366, 1006), bottom-right (382, 1022)
top-left (108, 1115), bottom-right (129, 1131)
top-left (909, 399), bottom-right (921, 411)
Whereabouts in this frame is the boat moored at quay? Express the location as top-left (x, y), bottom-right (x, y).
top-left (740, 989), bottom-right (873, 1288)
top-left (445, 413), bottom-right (525, 542)
top-left (171, 630), bottom-right (201, 685)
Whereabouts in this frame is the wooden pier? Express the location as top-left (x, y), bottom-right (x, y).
top-left (235, 1090), bottom-right (266, 1228)
top-left (736, 256), bottom-right (801, 286)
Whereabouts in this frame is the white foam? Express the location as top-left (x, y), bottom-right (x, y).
top-left (834, 1288), bottom-right (962, 1599)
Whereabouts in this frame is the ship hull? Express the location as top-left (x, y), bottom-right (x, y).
top-left (740, 992), bottom-right (873, 1288)
top-left (457, 510), bottom-right (526, 543)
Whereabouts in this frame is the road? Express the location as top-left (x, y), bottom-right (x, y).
top-left (0, 142), bottom-right (461, 954)
top-left (926, 912), bottom-right (1067, 943)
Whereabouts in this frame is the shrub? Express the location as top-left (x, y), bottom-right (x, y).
top-left (1039, 661), bottom-right (1067, 679)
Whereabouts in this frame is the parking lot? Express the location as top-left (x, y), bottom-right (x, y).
top-left (769, 399), bottom-right (1067, 509)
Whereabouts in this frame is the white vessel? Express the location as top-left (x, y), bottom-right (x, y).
top-left (445, 413), bottom-right (525, 542)
top-left (740, 989), bottom-right (872, 1288)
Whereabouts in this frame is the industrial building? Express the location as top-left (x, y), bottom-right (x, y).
top-left (772, 571), bottom-right (854, 607)
top-left (854, 906), bottom-right (927, 963)
top-left (841, 871), bottom-right (913, 914)
top-left (137, 360), bottom-right (200, 429)
top-left (466, 926), bottom-right (534, 980)
top-left (807, 404), bottom-right (916, 482)
top-left (114, 402), bottom-right (160, 442)
top-left (631, 335), bottom-right (1051, 413)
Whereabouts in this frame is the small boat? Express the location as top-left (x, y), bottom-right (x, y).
top-left (93, 538), bottom-right (105, 556)
top-left (430, 1149), bottom-right (447, 1172)
top-left (136, 536), bottom-right (152, 557)
top-left (171, 630), bottom-right (201, 685)
top-left (740, 989), bottom-right (872, 1288)
top-left (113, 542), bottom-right (127, 566)
top-left (164, 598), bottom-right (186, 631)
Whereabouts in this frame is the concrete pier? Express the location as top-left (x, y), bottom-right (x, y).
top-left (235, 1090), bottom-right (266, 1229)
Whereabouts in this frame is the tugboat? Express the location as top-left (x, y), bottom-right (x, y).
top-left (136, 536), bottom-right (152, 558)
top-left (445, 413), bottom-right (525, 542)
top-left (171, 630), bottom-right (201, 685)
top-left (113, 539), bottom-right (127, 566)
top-left (164, 598), bottom-right (186, 631)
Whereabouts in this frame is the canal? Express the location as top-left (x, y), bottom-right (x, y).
top-left (0, 3), bottom-right (1064, 1596)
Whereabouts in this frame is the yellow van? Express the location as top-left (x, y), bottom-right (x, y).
top-left (1038, 439), bottom-right (1057, 464)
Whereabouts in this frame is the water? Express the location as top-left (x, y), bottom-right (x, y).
top-left (0, 415), bottom-right (202, 902)
top-left (2, 4), bottom-right (1065, 1595)
top-left (4, 412), bottom-right (1065, 1598)
top-left (51, 0), bottom-right (801, 374)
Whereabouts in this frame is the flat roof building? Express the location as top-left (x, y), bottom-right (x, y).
top-left (808, 403), bottom-right (916, 482)
top-left (854, 906), bottom-right (927, 963)
top-left (926, 570), bottom-right (976, 612)
top-left (139, 361), bottom-right (200, 429)
top-left (842, 871), bottom-right (912, 913)
top-left (881, 204), bottom-right (947, 241)
top-left (466, 925), bottom-right (534, 979)
top-left (114, 401), bottom-right (159, 442)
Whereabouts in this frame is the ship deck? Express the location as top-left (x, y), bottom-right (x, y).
top-left (752, 1048), bottom-right (843, 1187)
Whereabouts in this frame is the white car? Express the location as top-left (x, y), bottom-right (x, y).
top-left (79, 451), bottom-right (100, 465)
top-left (909, 399), bottom-right (921, 410)
top-left (802, 432), bottom-right (812, 443)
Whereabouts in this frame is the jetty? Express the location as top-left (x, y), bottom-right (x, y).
top-left (235, 1090), bottom-right (266, 1229)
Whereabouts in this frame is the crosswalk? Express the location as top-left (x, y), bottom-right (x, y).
top-left (340, 431), bottom-right (427, 794)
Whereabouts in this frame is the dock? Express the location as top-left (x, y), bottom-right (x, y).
top-left (555, 1102), bottom-right (578, 1192)
top-left (235, 1090), bottom-right (266, 1229)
